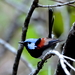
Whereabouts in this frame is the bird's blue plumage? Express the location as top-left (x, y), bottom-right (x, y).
top-left (25, 39), bottom-right (38, 43)
top-left (25, 39), bottom-right (38, 49)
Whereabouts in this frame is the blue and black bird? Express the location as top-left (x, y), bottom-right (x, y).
top-left (19, 38), bottom-right (61, 59)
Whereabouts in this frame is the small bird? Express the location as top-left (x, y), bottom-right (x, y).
top-left (19, 38), bottom-right (61, 59)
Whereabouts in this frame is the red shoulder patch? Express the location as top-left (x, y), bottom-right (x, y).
top-left (37, 38), bottom-right (46, 48)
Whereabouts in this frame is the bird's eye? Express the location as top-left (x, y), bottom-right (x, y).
top-left (28, 42), bottom-right (31, 44)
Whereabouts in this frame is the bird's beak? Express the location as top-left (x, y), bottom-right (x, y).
top-left (18, 41), bottom-right (24, 44)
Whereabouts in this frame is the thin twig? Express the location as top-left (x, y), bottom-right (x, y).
top-left (64, 60), bottom-right (75, 71)
top-left (52, 0), bottom-right (75, 7)
top-left (0, 38), bottom-right (34, 72)
top-left (63, 55), bottom-right (75, 62)
top-left (60, 59), bottom-right (70, 75)
top-left (38, 0), bottom-right (75, 8)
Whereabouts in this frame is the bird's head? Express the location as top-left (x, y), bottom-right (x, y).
top-left (19, 38), bottom-right (40, 50)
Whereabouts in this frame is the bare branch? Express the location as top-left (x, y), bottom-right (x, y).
top-left (12, 0), bottom-right (39, 75)
top-left (63, 55), bottom-right (75, 62)
top-left (60, 59), bottom-right (70, 75)
top-left (52, 0), bottom-right (75, 7)
top-left (49, 51), bottom-right (70, 75)
top-left (64, 60), bottom-right (75, 72)
top-left (38, 0), bottom-right (75, 8)
top-left (48, 50), bottom-right (74, 75)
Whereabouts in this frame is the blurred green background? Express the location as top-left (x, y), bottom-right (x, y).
top-left (0, 0), bottom-right (75, 75)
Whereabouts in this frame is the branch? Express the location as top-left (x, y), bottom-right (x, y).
top-left (52, 0), bottom-right (75, 7)
top-left (55, 22), bottom-right (75, 75)
top-left (0, 38), bottom-right (34, 72)
top-left (51, 50), bottom-right (71, 75)
top-left (12, 0), bottom-right (39, 75)
top-left (38, 1), bottom-right (75, 8)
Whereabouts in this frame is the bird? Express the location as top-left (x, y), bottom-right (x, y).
top-left (19, 38), bottom-right (61, 59)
